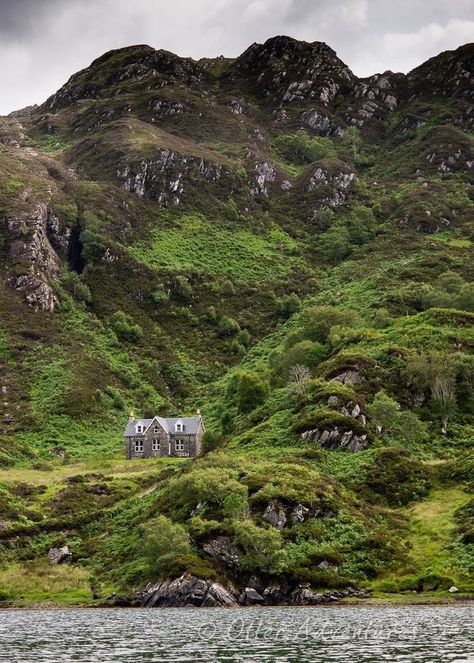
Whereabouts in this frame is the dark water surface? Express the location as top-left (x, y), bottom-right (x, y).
top-left (0, 605), bottom-right (473, 662)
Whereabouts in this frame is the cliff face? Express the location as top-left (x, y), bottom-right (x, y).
top-left (0, 37), bottom-right (472, 606)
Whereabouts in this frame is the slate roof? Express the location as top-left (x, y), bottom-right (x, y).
top-left (124, 416), bottom-right (203, 437)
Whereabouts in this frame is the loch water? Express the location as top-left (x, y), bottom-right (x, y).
top-left (0, 605), bottom-right (473, 662)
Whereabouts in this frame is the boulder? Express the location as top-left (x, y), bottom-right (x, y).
top-left (239, 587), bottom-right (265, 606)
top-left (48, 545), bottom-right (72, 564)
top-left (448, 586), bottom-right (459, 593)
top-left (137, 573), bottom-right (238, 608)
top-left (263, 503), bottom-right (287, 530)
top-left (290, 503), bottom-right (310, 523)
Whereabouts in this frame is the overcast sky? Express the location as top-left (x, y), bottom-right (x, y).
top-left (0, 0), bottom-right (473, 114)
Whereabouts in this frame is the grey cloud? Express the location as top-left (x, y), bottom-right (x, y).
top-left (0, 0), bottom-right (472, 114)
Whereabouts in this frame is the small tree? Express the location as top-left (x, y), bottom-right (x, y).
top-left (236, 371), bottom-right (268, 412)
top-left (288, 365), bottom-right (311, 397)
top-left (343, 126), bottom-right (362, 159)
top-left (405, 352), bottom-right (457, 434)
top-left (145, 516), bottom-right (191, 578)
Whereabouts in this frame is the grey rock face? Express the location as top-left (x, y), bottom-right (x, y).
top-left (117, 151), bottom-right (225, 206)
top-left (48, 545), bottom-right (72, 564)
top-left (263, 503), bottom-right (287, 530)
top-left (6, 203), bottom-right (62, 311)
top-left (201, 536), bottom-right (241, 569)
top-left (250, 161), bottom-right (277, 197)
top-left (306, 163), bottom-right (356, 208)
top-left (137, 573), bottom-right (239, 607)
top-left (302, 427), bottom-right (368, 452)
top-left (332, 369), bottom-right (363, 385)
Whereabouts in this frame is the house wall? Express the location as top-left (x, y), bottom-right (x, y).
top-left (125, 419), bottom-right (204, 459)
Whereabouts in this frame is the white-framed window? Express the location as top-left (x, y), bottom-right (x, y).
top-left (152, 439), bottom-right (160, 451)
top-left (175, 439), bottom-right (185, 451)
top-left (154, 426), bottom-right (160, 434)
top-left (175, 421), bottom-right (184, 432)
top-left (136, 424), bottom-right (143, 434)
top-left (135, 440), bottom-right (144, 453)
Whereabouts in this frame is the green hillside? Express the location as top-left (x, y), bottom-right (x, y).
top-left (0, 36), bottom-right (472, 606)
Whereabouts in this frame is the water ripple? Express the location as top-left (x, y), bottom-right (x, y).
top-left (0, 605), bottom-right (472, 662)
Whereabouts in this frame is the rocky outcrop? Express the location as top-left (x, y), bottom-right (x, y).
top-left (250, 160), bottom-right (277, 197)
top-left (305, 161), bottom-right (356, 208)
top-left (136, 573), bottom-right (239, 607)
top-left (48, 545), bottom-right (72, 564)
top-left (201, 536), bottom-right (241, 569)
top-left (136, 573), bottom-right (370, 608)
top-left (300, 109), bottom-right (342, 136)
top-left (6, 203), bottom-right (64, 311)
top-left (117, 151), bottom-right (226, 206)
top-left (263, 502), bottom-right (287, 530)
top-left (289, 585), bottom-right (369, 605)
top-left (302, 427), bottom-right (368, 452)
top-left (234, 36), bottom-right (355, 105)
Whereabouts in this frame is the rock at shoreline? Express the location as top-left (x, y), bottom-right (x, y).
top-left (136, 573), bottom-right (239, 608)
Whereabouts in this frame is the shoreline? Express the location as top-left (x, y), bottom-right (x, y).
top-left (1, 594), bottom-right (473, 610)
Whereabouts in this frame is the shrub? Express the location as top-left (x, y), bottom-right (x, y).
top-left (279, 293), bottom-right (301, 318)
top-left (273, 340), bottom-right (326, 379)
top-left (368, 390), bottom-right (428, 446)
top-left (236, 371), bottom-right (269, 412)
top-left (218, 316), bottom-right (241, 337)
top-left (274, 131), bottom-right (336, 165)
top-left (151, 285), bottom-right (169, 304)
top-left (232, 520), bottom-right (284, 573)
top-left (173, 275), bottom-right (193, 301)
top-left (60, 272), bottom-right (92, 303)
top-left (110, 311), bottom-right (143, 342)
top-left (80, 229), bottom-right (106, 265)
top-left (201, 430), bottom-right (221, 454)
top-left (300, 306), bottom-right (361, 344)
top-left (144, 515), bottom-right (192, 579)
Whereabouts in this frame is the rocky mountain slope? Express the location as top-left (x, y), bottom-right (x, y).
top-left (0, 36), bottom-right (472, 606)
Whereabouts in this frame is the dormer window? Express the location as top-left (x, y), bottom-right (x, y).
top-left (175, 421), bottom-right (184, 432)
top-left (136, 423), bottom-right (143, 434)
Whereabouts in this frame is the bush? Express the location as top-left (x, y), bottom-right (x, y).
top-left (279, 293), bottom-right (301, 318)
top-left (218, 316), bottom-right (241, 337)
top-left (300, 306), bottom-right (361, 344)
top-left (201, 430), bottom-right (221, 454)
top-left (173, 276), bottom-right (193, 302)
top-left (236, 371), bottom-right (269, 412)
top-left (272, 340), bottom-right (326, 379)
top-left (144, 515), bottom-right (192, 579)
top-left (274, 131), bottom-right (336, 165)
top-left (151, 285), bottom-right (169, 304)
top-left (110, 311), bottom-right (143, 342)
top-left (368, 390), bottom-right (428, 446)
top-left (60, 272), bottom-right (92, 303)
top-left (80, 229), bottom-right (106, 265)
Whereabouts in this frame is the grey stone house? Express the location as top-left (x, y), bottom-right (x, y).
top-left (124, 413), bottom-right (204, 459)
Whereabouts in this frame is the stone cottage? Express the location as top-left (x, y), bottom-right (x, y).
top-left (124, 413), bottom-right (204, 459)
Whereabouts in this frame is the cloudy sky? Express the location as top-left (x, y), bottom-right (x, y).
top-left (0, 0), bottom-right (473, 114)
